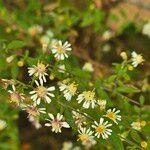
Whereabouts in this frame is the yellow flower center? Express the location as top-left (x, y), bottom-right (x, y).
top-left (68, 83), bottom-right (77, 95)
top-left (51, 121), bottom-right (61, 132)
top-left (36, 86), bottom-right (47, 98)
top-left (37, 63), bottom-right (46, 73)
top-left (83, 91), bottom-right (95, 101)
top-left (106, 112), bottom-right (116, 120)
top-left (79, 134), bottom-right (89, 142)
top-left (96, 125), bottom-right (105, 134)
top-left (57, 46), bottom-right (65, 54)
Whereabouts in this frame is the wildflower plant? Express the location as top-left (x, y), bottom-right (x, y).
top-left (0, 0), bottom-right (149, 149)
top-left (0, 38), bottom-right (149, 149)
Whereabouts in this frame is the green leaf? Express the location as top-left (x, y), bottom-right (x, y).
top-left (71, 68), bottom-right (91, 80)
top-left (64, 109), bottom-right (75, 129)
top-left (7, 40), bottom-right (25, 50)
top-left (116, 86), bottom-right (140, 94)
top-left (107, 75), bottom-right (117, 83)
top-left (109, 133), bottom-right (124, 150)
top-left (139, 95), bottom-right (145, 105)
top-left (134, 105), bottom-right (141, 113)
top-left (11, 60), bottom-right (19, 79)
top-left (130, 130), bottom-right (141, 143)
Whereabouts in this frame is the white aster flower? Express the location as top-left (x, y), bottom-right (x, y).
top-left (30, 80), bottom-right (55, 105)
top-left (142, 22), bottom-right (150, 38)
top-left (59, 81), bottom-right (77, 101)
top-left (72, 110), bottom-right (86, 128)
top-left (0, 120), bottom-right (7, 131)
top-left (0, 79), bottom-right (14, 90)
top-left (131, 51), bottom-right (144, 67)
top-left (78, 127), bottom-right (96, 148)
top-left (82, 62), bottom-right (94, 72)
top-left (77, 90), bottom-right (96, 109)
top-left (97, 99), bottom-right (107, 110)
top-left (131, 122), bottom-right (141, 131)
top-left (104, 108), bottom-right (121, 124)
top-left (92, 118), bottom-right (112, 139)
top-left (51, 40), bottom-right (72, 60)
top-left (45, 113), bottom-right (70, 133)
top-left (24, 104), bottom-right (46, 118)
top-left (28, 61), bottom-right (48, 84)
top-left (8, 85), bottom-right (25, 106)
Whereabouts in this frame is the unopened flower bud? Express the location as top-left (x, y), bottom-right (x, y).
top-left (6, 55), bottom-right (15, 63)
top-left (140, 121), bottom-right (146, 127)
top-left (49, 74), bottom-right (55, 80)
top-left (128, 65), bottom-right (133, 71)
top-left (120, 52), bottom-right (127, 60)
top-left (141, 141), bottom-right (147, 149)
top-left (17, 60), bottom-right (24, 67)
top-left (0, 120), bottom-right (7, 131)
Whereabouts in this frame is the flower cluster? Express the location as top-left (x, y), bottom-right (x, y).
top-left (4, 39), bottom-right (146, 149)
top-left (120, 51), bottom-right (144, 68)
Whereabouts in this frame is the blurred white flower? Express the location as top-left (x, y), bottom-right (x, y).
top-left (142, 22), bottom-right (150, 38)
top-left (59, 81), bottom-right (77, 101)
top-left (102, 44), bottom-right (111, 53)
top-left (45, 113), bottom-right (70, 133)
top-left (102, 30), bottom-right (114, 41)
top-left (72, 110), bottom-right (86, 128)
top-left (62, 141), bottom-right (73, 150)
top-left (131, 51), bottom-right (144, 67)
top-left (28, 25), bottom-right (43, 36)
top-left (62, 141), bottom-right (81, 150)
top-left (28, 116), bottom-right (42, 129)
top-left (92, 118), bottom-right (112, 139)
top-left (0, 79), bottom-right (14, 90)
top-left (77, 90), bottom-right (96, 109)
top-left (97, 99), bottom-right (107, 110)
top-left (0, 120), bottom-right (7, 131)
top-left (40, 35), bottom-right (50, 53)
top-left (105, 108), bottom-right (121, 124)
top-left (82, 62), bottom-right (94, 72)
top-left (30, 80), bottom-right (55, 105)
top-left (131, 122), bottom-right (141, 131)
top-left (23, 104), bottom-right (46, 118)
top-left (28, 61), bottom-right (48, 84)
top-left (8, 85), bottom-right (25, 106)
top-left (51, 40), bottom-right (72, 60)
top-left (78, 127), bottom-right (96, 148)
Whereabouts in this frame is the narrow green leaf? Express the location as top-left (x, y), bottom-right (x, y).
top-left (7, 40), bottom-right (25, 50)
top-left (117, 86), bottom-right (140, 94)
top-left (109, 133), bottom-right (124, 150)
